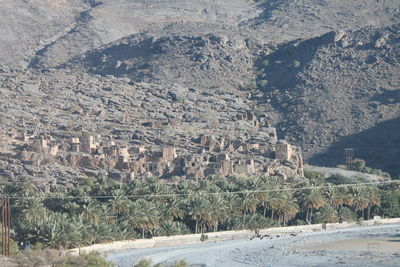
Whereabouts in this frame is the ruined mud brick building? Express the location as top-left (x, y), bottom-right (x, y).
top-left (0, 113), bottom-right (303, 183)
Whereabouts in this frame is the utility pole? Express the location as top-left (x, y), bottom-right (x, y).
top-left (344, 148), bottom-right (354, 171)
top-left (1, 197), bottom-right (11, 256)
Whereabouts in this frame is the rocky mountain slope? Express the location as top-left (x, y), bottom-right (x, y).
top-left (0, 0), bottom-right (399, 182)
top-left (256, 24), bottom-right (400, 175)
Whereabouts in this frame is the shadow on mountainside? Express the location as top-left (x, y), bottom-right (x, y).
top-left (370, 89), bottom-right (400, 105)
top-left (252, 29), bottom-right (343, 115)
top-left (256, 30), bottom-right (341, 92)
top-left (308, 117), bottom-right (400, 178)
top-left (81, 37), bottom-right (159, 80)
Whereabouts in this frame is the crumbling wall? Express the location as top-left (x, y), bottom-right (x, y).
top-left (275, 141), bottom-right (292, 161)
top-left (8, 117), bottom-right (305, 180)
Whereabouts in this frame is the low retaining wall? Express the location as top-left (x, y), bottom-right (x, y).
top-left (68, 217), bottom-right (400, 255)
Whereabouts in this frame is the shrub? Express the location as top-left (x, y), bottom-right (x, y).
top-left (60, 255), bottom-right (89, 267)
top-left (259, 80), bottom-right (268, 87)
top-left (135, 258), bottom-right (153, 267)
top-left (134, 259), bottom-right (189, 267)
top-left (352, 158), bottom-right (391, 178)
top-left (31, 242), bottom-right (44, 251)
top-left (377, 190), bottom-right (400, 218)
top-left (314, 205), bottom-right (338, 223)
top-left (359, 166), bottom-right (391, 178)
top-left (352, 158), bottom-right (366, 170)
top-left (304, 170), bottom-right (324, 185)
top-left (262, 59), bottom-right (269, 67)
top-left (248, 81), bottom-right (257, 90)
top-left (200, 233), bottom-right (208, 242)
top-left (81, 252), bottom-right (114, 267)
top-left (12, 250), bottom-right (114, 267)
top-left (338, 207), bottom-right (355, 223)
top-left (171, 259), bottom-right (189, 267)
top-left (326, 174), bottom-right (353, 185)
top-left (230, 214), bottom-right (276, 230)
top-left (0, 236), bottom-right (20, 255)
top-left (13, 249), bottom-right (60, 266)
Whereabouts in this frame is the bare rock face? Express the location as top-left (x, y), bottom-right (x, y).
top-left (333, 30), bottom-right (346, 43)
top-left (374, 37), bottom-right (387, 48)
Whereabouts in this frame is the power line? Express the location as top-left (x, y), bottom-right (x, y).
top-left (3, 180), bottom-right (399, 200)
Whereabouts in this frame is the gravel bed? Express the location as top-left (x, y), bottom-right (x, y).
top-left (107, 223), bottom-right (400, 267)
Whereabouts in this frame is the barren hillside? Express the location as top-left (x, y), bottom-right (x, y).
top-left (0, 0), bottom-right (399, 182)
top-left (255, 24), bottom-right (400, 175)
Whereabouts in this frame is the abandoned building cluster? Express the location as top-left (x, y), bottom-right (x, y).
top-left (13, 125), bottom-right (304, 180)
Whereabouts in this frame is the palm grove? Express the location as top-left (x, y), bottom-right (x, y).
top-left (1, 171), bottom-right (399, 250)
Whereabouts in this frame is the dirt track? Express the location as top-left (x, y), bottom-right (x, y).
top-left (107, 224), bottom-right (400, 267)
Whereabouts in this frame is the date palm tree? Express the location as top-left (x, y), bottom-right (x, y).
top-left (350, 187), bottom-right (369, 219)
top-left (365, 186), bottom-right (381, 220)
top-left (324, 186), bottom-right (352, 209)
top-left (199, 179), bottom-right (220, 193)
top-left (223, 192), bottom-right (240, 230)
top-left (265, 189), bottom-right (284, 220)
top-left (138, 177), bottom-right (171, 204)
top-left (125, 179), bottom-right (142, 197)
top-left (298, 187), bottom-right (325, 224)
top-left (319, 204), bottom-right (339, 223)
top-left (108, 188), bottom-right (132, 216)
top-left (91, 176), bottom-right (114, 196)
top-left (81, 199), bottom-right (103, 224)
top-left (249, 178), bottom-right (269, 217)
top-left (35, 212), bottom-right (82, 249)
top-left (207, 193), bottom-right (228, 231)
top-left (139, 199), bottom-right (160, 238)
top-left (178, 180), bottom-right (198, 194)
top-left (239, 192), bottom-right (258, 228)
top-left (154, 221), bottom-right (190, 236)
top-left (187, 194), bottom-right (210, 234)
top-left (13, 176), bottom-right (35, 195)
top-left (124, 199), bottom-right (159, 239)
top-left (14, 192), bottom-right (47, 226)
top-left (164, 195), bottom-right (185, 221)
top-left (276, 192), bottom-right (299, 226)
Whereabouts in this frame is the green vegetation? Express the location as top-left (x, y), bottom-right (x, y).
top-left (258, 79), bottom-right (269, 87)
top-left (248, 80), bottom-right (257, 90)
top-left (61, 252), bottom-right (113, 267)
top-left (360, 166), bottom-right (391, 178)
top-left (326, 173), bottom-right (354, 185)
top-left (0, 174), bottom-right (399, 250)
top-left (134, 258), bottom-right (188, 267)
top-left (262, 59), bottom-right (269, 67)
top-left (11, 251), bottom-right (113, 267)
top-left (0, 235), bottom-right (20, 255)
top-left (135, 258), bottom-right (153, 267)
top-left (303, 170), bottom-right (324, 185)
top-left (200, 233), bottom-right (208, 242)
top-left (352, 158), bottom-right (391, 178)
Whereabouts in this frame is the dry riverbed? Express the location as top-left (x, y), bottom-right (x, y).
top-left (106, 224), bottom-right (400, 267)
